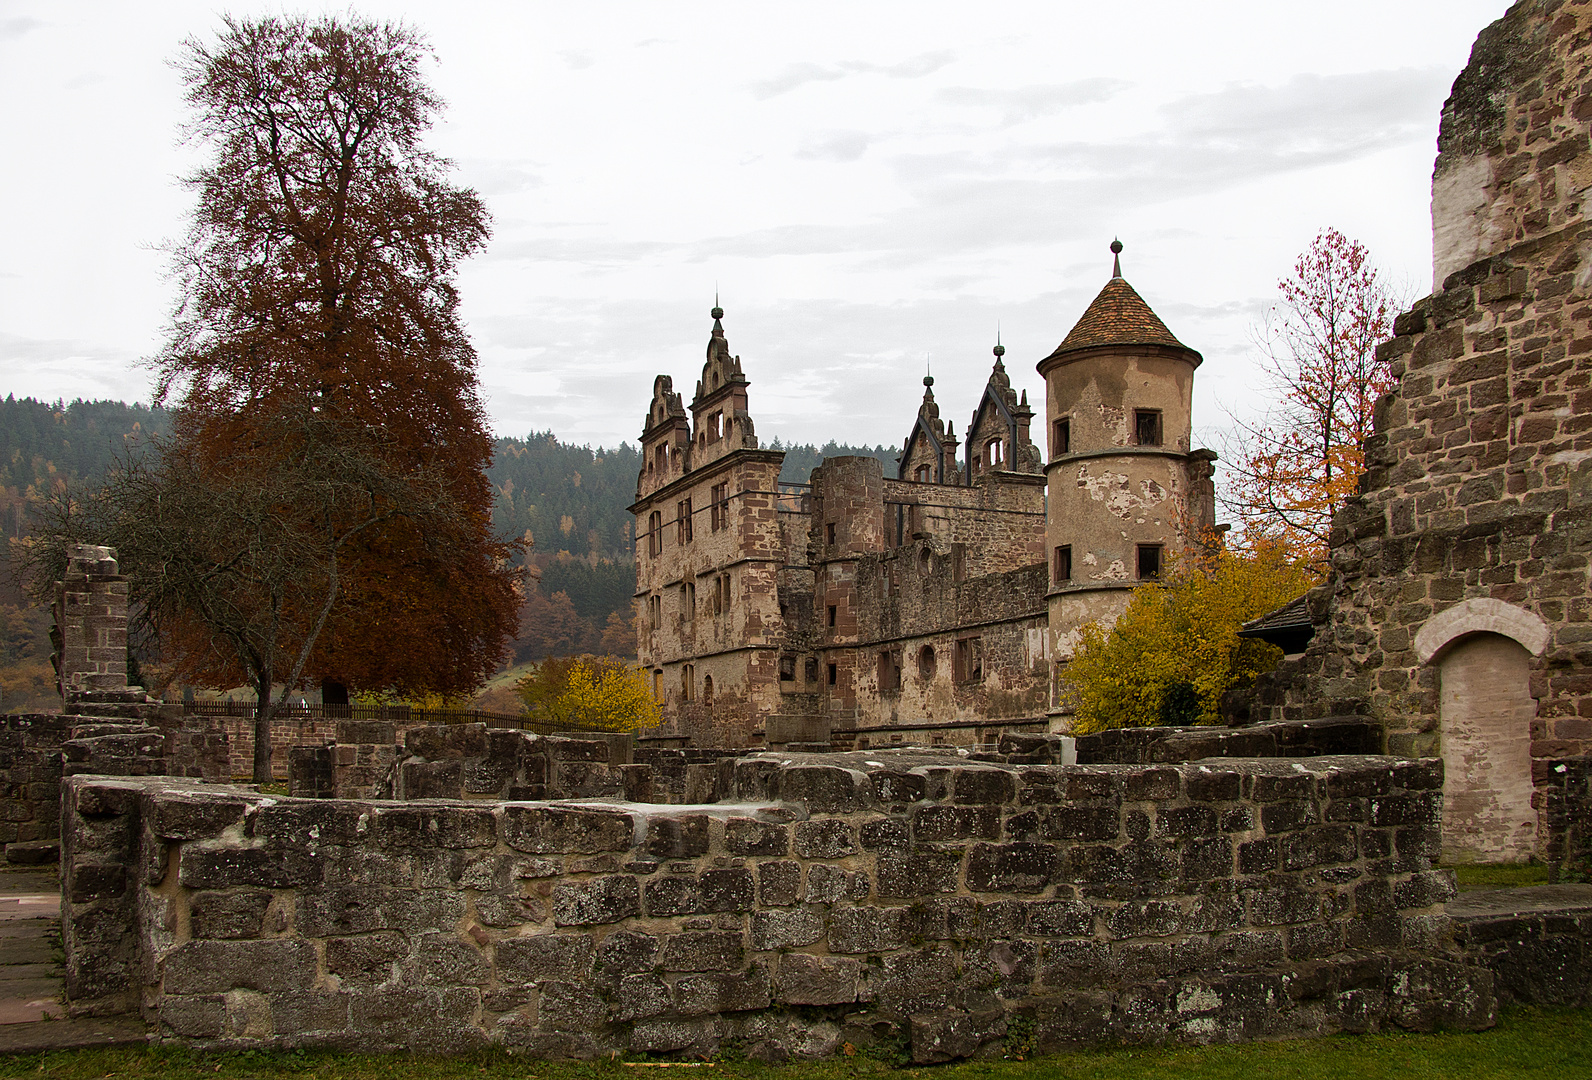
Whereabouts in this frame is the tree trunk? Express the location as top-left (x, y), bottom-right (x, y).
top-left (252, 669), bottom-right (274, 784)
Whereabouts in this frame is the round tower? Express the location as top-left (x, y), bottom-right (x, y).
top-left (1039, 241), bottom-right (1210, 671)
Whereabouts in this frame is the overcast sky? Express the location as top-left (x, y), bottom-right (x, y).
top-left (0, 0), bottom-right (1510, 461)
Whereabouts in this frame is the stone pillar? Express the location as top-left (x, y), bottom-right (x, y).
top-left (52, 544), bottom-right (132, 702)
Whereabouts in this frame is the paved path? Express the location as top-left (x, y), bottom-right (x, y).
top-left (0, 864), bottom-right (146, 1054)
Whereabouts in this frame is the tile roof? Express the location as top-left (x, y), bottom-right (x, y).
top-left (1047, 276), bottom-right (1189, 358)
top-left (1239, 594), bottom-right (1312, 636)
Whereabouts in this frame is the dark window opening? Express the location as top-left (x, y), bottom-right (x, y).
top-left (1134, 409), bottom-right (1162, 447)
top-left (955, 636), bottom-right (984, 683)
top-left (826, 522), bottom-right (836, 545)
top-left (878, 650), bottom-right (902, 692)
top-left (779, 655), bottom-right (796, 682)
top-left (647, 511), bottom-right (662, 556)
top-left (827, 663), bottom-right (838, 687)
top-left (1053, 417), bottom-right (1070, 457)
top-left (1054, 545), bottom-right (1072, 584)
top-left (827, 605), bottom-right (837, 628)
top-left (1137, 544), bottom-right (1162, 580)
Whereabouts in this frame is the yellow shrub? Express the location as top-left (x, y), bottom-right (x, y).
top-left (1067, 540), bottom-right (1316, 734)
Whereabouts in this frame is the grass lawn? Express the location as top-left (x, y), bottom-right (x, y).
top-left (1446, 863), bottom-right (1552, 892)
top-left (5, 1007), bottom-right (1588, 1080)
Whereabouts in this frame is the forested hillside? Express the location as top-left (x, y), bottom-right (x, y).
top-left (0, 397), bottom-right (911, 688)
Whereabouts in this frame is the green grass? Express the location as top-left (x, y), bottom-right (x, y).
top-left (4, 1007), bottom-right (1588, 1080)
top-left (1447, 862), bottom-right (1552, 892)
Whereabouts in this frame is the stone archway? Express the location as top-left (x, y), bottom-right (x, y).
top-left (1415, 599), bottom-right (1549, 863)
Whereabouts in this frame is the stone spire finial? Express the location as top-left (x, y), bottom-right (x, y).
top-left (1111, 238), bottom-right (1123, 278)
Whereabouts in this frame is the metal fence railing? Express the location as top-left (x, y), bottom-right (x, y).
top-left (182, 700), bottom-right (614, 736)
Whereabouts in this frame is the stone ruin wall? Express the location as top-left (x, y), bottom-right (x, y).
top-left (1248, 0), bottom-right (1592, 863)
top-left (60, 750), bottom-right (1497, 1061)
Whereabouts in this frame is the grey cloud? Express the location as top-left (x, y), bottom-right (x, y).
top-left (936, 78), bottom-right (1132, 125)
top-left (460, 158), bottom-right (545, 197)
top-left (1, 18), bottom-right (43, 40)
top-left (1158, 68), bottom-right (1448, 152)
top-left (752, 51), bottom-right (956, 99)
top-left (796, 131), bottom-right (872, 162)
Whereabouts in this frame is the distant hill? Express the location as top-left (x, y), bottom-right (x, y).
top-left (0, 398), bottom-right (908, 679)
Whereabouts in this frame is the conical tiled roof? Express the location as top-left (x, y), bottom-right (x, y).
top-left (1046, 276), bottom-right (1189, 358)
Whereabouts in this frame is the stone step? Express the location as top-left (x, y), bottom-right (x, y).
top-left (3, 840), bottom-right (59, 866)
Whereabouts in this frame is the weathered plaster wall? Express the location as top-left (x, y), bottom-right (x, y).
top-left (61, 752), bottom-right (1494, 1061)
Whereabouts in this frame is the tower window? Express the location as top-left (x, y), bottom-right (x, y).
top-left (826, 522), bottom-right (836, 545)
top-left (1053, 417), bottom-right (1070, 457)
top-left (1137, 544), bottom-right (1163, 581)
top-left (827, 663), bottom-right (838, 687)
top-left (1054, 545), bottom-right (1072, 584)
top-left (827, 605), bottom-right (837, 628)
top-left (1134, 409), bottom-right (1163, 447)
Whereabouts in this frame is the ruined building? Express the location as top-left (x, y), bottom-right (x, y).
top-left (1243, 0), bottom-right (1592, 866)
top-left (633, 253), bottom-right (1218, 748)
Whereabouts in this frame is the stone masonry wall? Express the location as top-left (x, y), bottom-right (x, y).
top-left (61, 751), bottom-right (1493, 1061)
top-left (1250, 0), bottom-right (1592, 858)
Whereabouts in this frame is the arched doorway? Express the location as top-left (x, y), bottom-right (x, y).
top-left (1436, 633), bottom-right (1537, 862)
top-left (1415, 599), bottom-right (1549, 863)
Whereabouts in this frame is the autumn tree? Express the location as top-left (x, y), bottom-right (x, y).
top-left (1065, 540), bottom-right (1317, 734)
top-left (1223, 229), bottom-right (1399, 562)
top-left (35, 16), bottom-right (519, 779)
top-left (516, 655), bottom-right (661, 733)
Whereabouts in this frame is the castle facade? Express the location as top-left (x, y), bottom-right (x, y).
top-left (632, 254), bottom-right (1217, 748)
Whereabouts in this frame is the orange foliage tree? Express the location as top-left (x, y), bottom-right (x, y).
top-left (60, 15), bottom-right (519, 779)
top-left (1223, 229), bottom-right (1399, 562)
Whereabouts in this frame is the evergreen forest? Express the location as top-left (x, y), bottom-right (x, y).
top-left (0, 397), bottom-right (898, 703)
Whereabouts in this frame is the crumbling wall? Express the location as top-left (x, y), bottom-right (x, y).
top-left (61, 751), bottom-right (1494, 1060)
top-left (1250, 0), bottom-right (1592, 861)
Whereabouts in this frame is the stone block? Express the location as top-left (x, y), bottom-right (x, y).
top-left (298, 886), bottom-right (464, 936)
top-left (751, 906), bottom-right (825, 950)
top-left (775, 953), bottom-right (861, 1005)
top-left (189, 889), bottom-right (275, 939)
top-left (163, 939), bottom-right (318, 995)
top-left (700, 867), bottom-right (757, 910)
top-left (539, 980), bottom-right (606, 1031)
top-left (789, 817), bottom-right (861, 861)
top-left (495, 934), bottom-right (594, 983)
top-left (179, 845), bottom-right (325, 890)
top-left (502, 805), bottom-right (635, 854)
top-left (803, 863), bottom-right (869, 904)
top-left (327, 932), bottom-right (409, 985)
top-left (371, 805), bottom-right (497, 849)
top-left (876, 848), bottom-right (962, 897)
top-left (778, 765), bottom-right (868, 814)
top-left (661, 929), bottom-right (745, 971)
top-left (967, 842), bottom-right (1057, 893)
top-left (910, 1010), bottom-right (1006, 1064)
top-left (647, 814), bottom-right (709, 858)
top-left (675, 966), bottom-right (772, 1014)
top-left (644, 875), bottom-right (700, 916)
top-left (553, 875), bottom-right (641, 925)
top-left (828, 906), bottom-right (905, 954)
top-left (758, 861), bottom-right (801, 906)
top-left (724, 816), bottom-right (788, 856)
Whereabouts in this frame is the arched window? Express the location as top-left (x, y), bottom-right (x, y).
top-left (703, 675), bottom-right (714, 706)
top-left (918, 645), bottom-right (936, 680)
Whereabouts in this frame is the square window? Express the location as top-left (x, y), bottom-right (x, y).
top-left (1134, 410), bottom-right (1162, 447)
top-left (1137, 544), bottom-right (1162, 580)
top-left (1053, 417), bottom-right (1070, 456)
